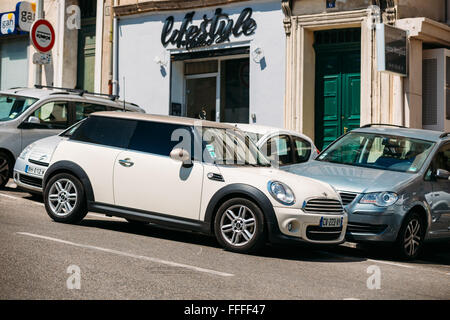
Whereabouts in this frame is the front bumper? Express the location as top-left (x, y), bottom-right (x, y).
top-left (345, 202), bottom-right (405, 243)
top-left (271, 207), bottom-right (347, 245)
top-left (13, 157), bottom-right (46, 193)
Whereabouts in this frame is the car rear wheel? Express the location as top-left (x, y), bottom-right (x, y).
top-left (396, 212), bottom-right (425, 260)
top-left (214, 198), bottom-right (266, 253)
top-left (44, 173), bottom-right (87, 223)
top-left (0, 151), bottom-right (12, 189)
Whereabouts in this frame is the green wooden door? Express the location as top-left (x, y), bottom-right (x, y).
top-left (77, 23), bottom-right (96, 92)
top-left (314, 29), bottom-right (361, 150)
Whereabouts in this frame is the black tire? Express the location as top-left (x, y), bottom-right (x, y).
top-left (214, 198), bottom-right (266, 254)
top-left (0, 151), bottom-right (12, 189)
top-left (395, 211), bottom-right (426, 260)
top-left (44, 173), bottom-right (88, 223)
top-left (126, 218), bottom-right (149, 225)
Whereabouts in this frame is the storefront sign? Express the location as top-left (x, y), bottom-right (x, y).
top-left (376, 23), bottom-right (408, 76)
top-left (1, 12), bottom-right (16, 35)
top-left (17, 1), bottom-right (36, 32)
top-left (30, 19), bottom-right (55, 53)
top-left (161, 7), bottom-right (257, 50)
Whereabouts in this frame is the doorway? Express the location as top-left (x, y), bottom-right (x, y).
top-left (186, 76), bottom-right (217, 121)
top-left (314, 28), bottom-right (361, 150)
top-left (76, 0), bottom-right (97, 92)
top-left (171, 53), bottom-right (250, 123)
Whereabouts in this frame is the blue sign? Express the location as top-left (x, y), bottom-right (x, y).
top-left (0, 2), bottom-right (31, 36)
top-left (326, 0), bottom-right (336, 9)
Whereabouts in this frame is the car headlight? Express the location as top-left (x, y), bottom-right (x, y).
top-left (19, 144), bottom-right (34, 160)
top-left (359, 192), bottom-right (398, 207)
top-left (267, 181), bottom-right (296, 206)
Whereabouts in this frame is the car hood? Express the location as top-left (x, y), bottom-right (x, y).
top-left (283, 161), bottom-right (417, 193)
top-left (27, 135), bottom-right (66, 162)
top-left (217, 165), bottom-right (341, 209)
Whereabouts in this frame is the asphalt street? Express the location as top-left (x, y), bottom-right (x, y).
top-left (1, 180), bottom-right (449, 300)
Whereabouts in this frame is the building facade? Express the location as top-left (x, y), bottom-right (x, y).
top-left (0, 0), bottom-right (114, 95)
top-left (112, 0), bottom-right (286, 125)
top-left (282, 0), bottom-right (450, 149)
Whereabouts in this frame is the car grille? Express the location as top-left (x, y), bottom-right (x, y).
top-left (306, 226), bottom-right (343, 241)
top-left (19, 174), bottom-right (42, 188)
top-left (303, 199), bottom-right (344, 215)
top-left (347, 222), bottom-right (388, 234)
top-left (339, 192), bottom-right (358, 205)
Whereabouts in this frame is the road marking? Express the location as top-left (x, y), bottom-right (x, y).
top-left (366, 259), bottom-right (414, 269)
top-left (0, 193), bottom-right (21, 201)
top-left (343, 298), bottom-right (360, 300)
top-left (16, 232), bottom-right (234, 277)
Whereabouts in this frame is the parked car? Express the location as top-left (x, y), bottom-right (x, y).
top-left (42, 112), bottom-right (348, 253)
top-left (284, 125), bottom-right (450, 259)
top-left (230, 123), bottom-right (319, 167)
top-left (0, 86), bottom-right (145, 188)
top-left (13, 120), bottom-right (85, 194)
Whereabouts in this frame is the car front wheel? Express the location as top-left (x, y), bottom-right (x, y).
top-left (0, 151), bottom-right (12, 189)
top-left (44, 173), bottom-right (88, 223)
top-left (396, 212), bottom-right (425, 260)
top-left (214, 198), bottom-right (266, 253)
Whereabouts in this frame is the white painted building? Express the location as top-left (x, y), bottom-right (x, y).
top-left (114, 0), bottom-right (286, 126)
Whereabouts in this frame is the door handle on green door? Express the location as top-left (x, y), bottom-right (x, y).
top-left (118, 158), bottom-right (134, 167)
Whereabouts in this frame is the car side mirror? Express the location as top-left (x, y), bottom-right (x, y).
top-left (435, 169), bottom-right (450, 180)
top-left (27, 116), bottom-right (40, 124)
top-left (170, 148), bottom-right (192, 166)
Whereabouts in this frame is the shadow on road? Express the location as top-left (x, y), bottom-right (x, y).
top-left (77, 218), bottom-right (367, 263)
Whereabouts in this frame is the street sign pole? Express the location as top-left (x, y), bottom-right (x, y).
top-left (34, 0), bottom-right (43, 86)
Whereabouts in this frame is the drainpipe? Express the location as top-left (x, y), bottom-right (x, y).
top-left (112, 0), bottom-right (119, 96)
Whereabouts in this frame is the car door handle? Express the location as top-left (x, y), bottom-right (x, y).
top-left (118, 158), bottom-right (134, 167)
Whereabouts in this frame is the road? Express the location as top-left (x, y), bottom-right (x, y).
top-left (1, 180), bottom-right (449, 300)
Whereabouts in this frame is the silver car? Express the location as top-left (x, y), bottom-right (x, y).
top-left (284, 125), bottom-right (450, 259)
top-left (231, 123), bottom-right (319, 167)
top-left (0, 86), bottom-right (145, 188)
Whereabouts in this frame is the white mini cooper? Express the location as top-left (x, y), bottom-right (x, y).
top-left (43, 112), bottom-right (347, 253)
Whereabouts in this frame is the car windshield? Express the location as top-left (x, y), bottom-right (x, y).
top-left (0, 94), bottom-right (38, 121)
top-left (200, 127), bottom-right (271, 167)
top-left (317, 132), bottom-right (435, 173)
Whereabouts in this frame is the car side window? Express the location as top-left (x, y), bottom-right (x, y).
top-left (293, 136), bottom-right (312, 163)
top-left (70, 116), bottom-right (137, 149)
top-left (261, 135), bottom-right (292, 166)
top-left (425, 144), bottom-right (450, 181)
top-left (74, 102), bottom-right (108, 122)
top-left (31, 101), bottom-right (69, 129)
top-left (128, 121), bottom-right (194, 157)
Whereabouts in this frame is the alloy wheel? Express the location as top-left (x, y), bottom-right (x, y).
top-left (220, 204), bottom-right (256, 247)
top-left (403, 218), bottom-right (422, 257)
top-left (48, 179), bottom-right (78, 217)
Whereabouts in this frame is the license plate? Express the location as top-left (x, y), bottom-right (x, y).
top-left (25, 165), bottom-right (46, 177)
top-left (320, 217), bottom-right (343, 228)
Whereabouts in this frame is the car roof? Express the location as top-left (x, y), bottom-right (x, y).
top-left (229, 123), bottom-right (304, 137)
top-left (229, 123), bottom-right (315, 144)
top-left (91, 111), bottom-right (237, 129)
top-left (353, 126), bottom-right (448, 142)
top-left (0, 87), bottom-right (145, 113)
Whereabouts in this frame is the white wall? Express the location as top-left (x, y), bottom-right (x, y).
top-left (117, 0), bottom-right (285, 127)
